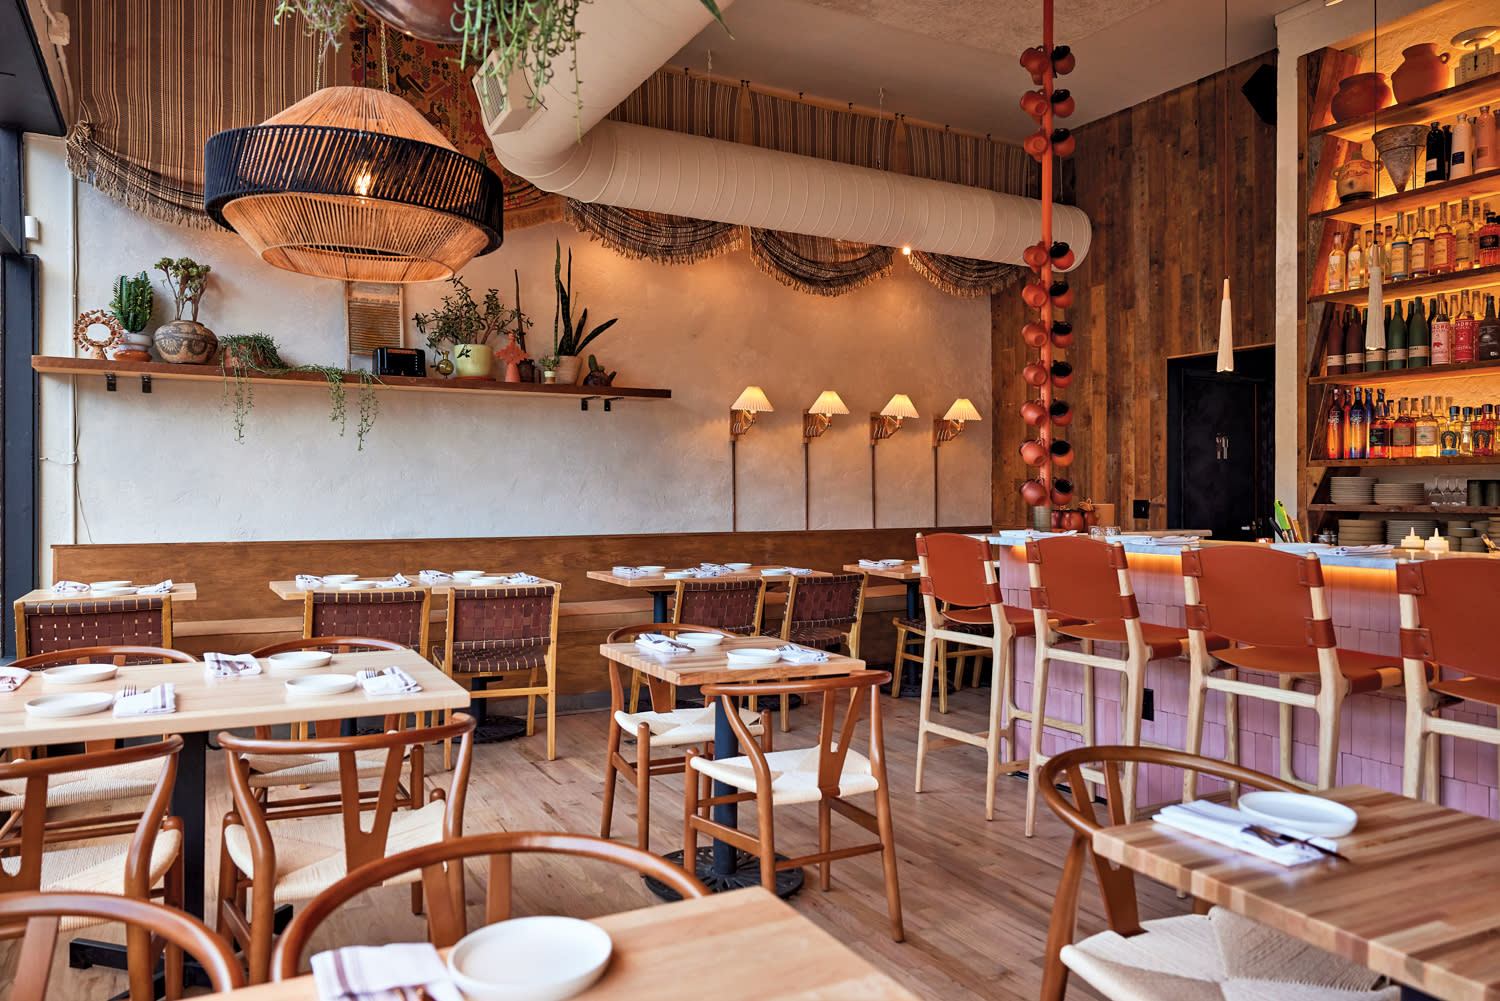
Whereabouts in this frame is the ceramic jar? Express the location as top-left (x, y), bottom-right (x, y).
top-left (1391, 44), bottom-right (1450, 104)
top-left (1333, 155), bottom-right (1378, 203)
top-left (1331, 73), bottom-right (1393, 122)
top-left (153, 320), bottom-right (217, 364)
top-left (452, 343), bottom-right (493, 378)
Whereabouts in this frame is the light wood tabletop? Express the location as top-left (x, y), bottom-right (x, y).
top-left (1091, 785), bottom-right (1500, 1001)
top-left (586, 566), bottom-right (831, 589)
top-left (269, 576), bottom-right (561, 599)
top-left (0, 648), bottom-right (468, 743)
top-left (842, 562), bottom-right (920, 581)
top-left (14, 582), bottom-right (198, 603)
top-left (195, 887), bottom-right (920, 1000)
top-left (599, 633), bottom-right (865, 687)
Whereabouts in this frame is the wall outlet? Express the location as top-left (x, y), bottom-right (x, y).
top-left (1142, 688), bottom-right (1155, 722)
top-left (1133, 499), bottom-right (1150, 519)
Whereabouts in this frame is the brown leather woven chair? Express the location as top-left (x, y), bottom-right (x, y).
top-left (14, 595), bottom-right (173, 660)
top-left (1183, 546), bottom-right (1400, 796)
top-left (303, 588), bottom-right (430, 651)
top-left (628, 577), bottom-right (768, 713)
top-left (432, 584), bottom-right (561, 765)
top-left (760, 572), bottom-right (868, 731)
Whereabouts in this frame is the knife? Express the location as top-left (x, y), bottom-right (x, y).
top-left (1245, 823), bottom-right (1349, 862)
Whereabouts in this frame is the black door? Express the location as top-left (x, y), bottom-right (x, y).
top-left (1167, 347), bottom-right (1275, 541)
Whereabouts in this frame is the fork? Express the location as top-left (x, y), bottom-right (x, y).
top-left (1245, 823), bottom-right (1350, 862)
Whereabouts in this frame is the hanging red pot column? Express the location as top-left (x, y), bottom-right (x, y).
top-left (1017, 0), bottom-right (1077, 517)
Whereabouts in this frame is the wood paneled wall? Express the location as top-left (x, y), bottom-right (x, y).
top-left (992, 52), bottom-right (1278, 529)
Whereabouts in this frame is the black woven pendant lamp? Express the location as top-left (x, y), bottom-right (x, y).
top-left (204, 86), bottom-right (504, 283)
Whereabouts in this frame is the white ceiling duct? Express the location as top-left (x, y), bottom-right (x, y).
top-left (475, 0), bottom-right (1092, 268)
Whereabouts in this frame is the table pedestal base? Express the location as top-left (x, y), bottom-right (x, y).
top-left (644, 847), bottom-right (805, 900)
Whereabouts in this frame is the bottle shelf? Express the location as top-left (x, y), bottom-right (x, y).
top-left (1308, 455), bottom-right (1500, 467)
top-left (1306, 503), bottom-right (1500, 515)
top-left (1310, 357), bottom-right (1500, 386)
top-left (1310, 73), bottom-right (1500, 144)
top-left (1310, 167), bottom-right (1500, 226)
top-left (1310, 262), bottom-right (1500, 306)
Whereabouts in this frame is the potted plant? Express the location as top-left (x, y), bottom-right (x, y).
top-left (109, 272), bottom-right (154, 361)
top-left (413, 275), bottom-right (521, 379)
top-left (153, 257), bottom-right (217, 364)
top-left (550, 240), bottom-right (617, 385)
top-left (539, 353), bottom-right (559, 384)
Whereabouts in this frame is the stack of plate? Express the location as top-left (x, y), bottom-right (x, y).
top-left (1337, 518), bottom-right (1385, 545)
top-left (1383, 518), bottom-right (1438, 545)
top-left (1372, 481), bottom-right (1426, 505)
top-left (1329, 476), bottom-right (1376, 505)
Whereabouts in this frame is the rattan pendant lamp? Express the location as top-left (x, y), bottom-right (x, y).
top-left (204, 86), bottom-right (505, 282)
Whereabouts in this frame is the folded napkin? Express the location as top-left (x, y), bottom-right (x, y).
top-left (356, 667), bottom-right (421, 696)
top-left (635, 633), bottom-right (692, 656)
top-left (50, 580), bottom-right (89, 594)
top-left (0, 667), bottom-right (30, 693)
top-left (785, 567), bottom-right (813, 576)
top-left (113, 682), bottom-right (175, 718)
top-left (503, 572), bottom-right (541, 585)
top-left (295, 574), bottom-right (325, 590)
top-left (417, 570), bottom-right (452, 584)
top-left (776, 644), bottom-right (829, 665)
top-left (136, 579), bottom-right (174, 594)
top-left (1146, 536), bottom-right (1201, 546)
top-left (374, 573), bottom-right (411, 589)
top-left (311, 943), bottom-right (462, 1001)
top-left (698, 562), bottom-right (733, 574)
top-left (859, 558), bottom-right (906, 569)
top-left (204, 652), bottom-right (262, 679)
top-left (1332, 544), bottom-right (1392, 556)
top-left (612, 566), bottom-right (649, 578)
top-left (1154, 801), bottom-right (1333, 867)
top-left (690, 566), bottom-right (730, 578)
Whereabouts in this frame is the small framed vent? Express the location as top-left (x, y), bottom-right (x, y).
top-left (345, 281), bottom-right (404, 360)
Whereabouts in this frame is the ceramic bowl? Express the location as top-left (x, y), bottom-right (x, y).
top-left (448, 915), bottom-right (612, 1001)
top-left (636, 566), bottom-right (666, 576)
top-left (677, 632), bottom-right (724, 649)
top-left (268, 651), bottom-right (332, 671)
top-left (1238, 791), bottom-right (1358, 838)
top-left (323, 574), bottom-right (359, 584)
top-left (725, 562), bottom-right (753, 571)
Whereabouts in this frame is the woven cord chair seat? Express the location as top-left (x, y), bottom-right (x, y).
top-left (0, 758), bottom-right (164, 812)
top-left (245, 747), bottom-right (408, 788)
top-left (223, 800), bottom-right (447, 902)
top-left (12, 829), bottom-right (183, 932)
top-left (613, 706), bottom-right (765, 748)
top-left (1061, 907), bottom-right (1397, 1001)
top-left (689, 745), bottom-right (880, 806)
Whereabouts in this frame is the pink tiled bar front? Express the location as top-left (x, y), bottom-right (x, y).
top-left (990, 545), bottom-right (1500, 818)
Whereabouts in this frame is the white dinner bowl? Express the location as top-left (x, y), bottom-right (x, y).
top-left (725, 648), bottom-right (781, 667)
top-left (469, 576), bottom-right (505, 586)
top-left (677, 632), bottom-right (724, 649)
top-left (448, 915), bottom-right (612, 1001)
top-left (340, 581), bottom-right (377, 590)
top-left (25, 692), bottom-right (115, 718)
top-left (284, 674), bottom-right (357, 696)
top-left (453, 570), bottom-right (486, 580)
top-left (1237, 791), bottom-right (1358, 838)
top-left (42, 663), bottom-right (118, 685)
top-left (323, 574), bottom-right (359, 584)
top-left (636, 565), bottom-right (666, 576)
top-left (267, 651), bottom-right (332, 671)
top-left (725, 562), bottom-right (752, 571)
top-left (88, 580), bottom-right (132, 588)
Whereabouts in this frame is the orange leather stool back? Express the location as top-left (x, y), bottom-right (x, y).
top-left (1182, 546), bottom-right (1329, 649)
top-left (917, 533), bottom-right (1000, 609)
top-left (1026, 536), bottom-right (1135, 623)
top-left (1399, 559), bottom-right (1500, 680)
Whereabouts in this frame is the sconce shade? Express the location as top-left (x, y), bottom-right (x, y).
top-left (732, 386), bottom-right (775, 413)
top-left (880, 394), bottom-right (919, 419)
top-left (942, 399), bottom-right (982, 423)
top-left (808, 390), bottom-right (849, 416)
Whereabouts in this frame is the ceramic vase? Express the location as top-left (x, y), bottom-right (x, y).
top-left (554, 355), bottom-right (582, 385)
top-left (153, 320), bottom-right (217, 364)
top-left (1330, 72), bottom-right (1394, 123)
top-left (453, 344), bottom-right (493, 378)
top-left (1391, 44), bottom-right (1450, 103)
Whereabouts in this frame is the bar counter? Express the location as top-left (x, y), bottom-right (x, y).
top-left (979, 532), bottom-right (1499, 817)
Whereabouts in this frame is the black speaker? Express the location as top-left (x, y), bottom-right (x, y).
top-left (1241, 63), bottom-right (1275, 126)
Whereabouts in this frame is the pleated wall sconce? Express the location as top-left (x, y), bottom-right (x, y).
top-left (870, 394), bottom-right (919, 444)
top-left (803, 390), bottom-right (849, 441)
top-left (729, 386), bottom-right (774, 532)
top-left (933, 398), bottom-right (983, 445)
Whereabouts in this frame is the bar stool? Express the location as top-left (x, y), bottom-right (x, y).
top-left (1025, 537), bottom-right (1210, 836)
top-left (890, 616), bottom-right (981, 708)
top-left (913, 532), bottom-right (1038, 821)
top-left (1182, 546), bottom-right (1402, 797)
top-left (1397, 559), bottom-right (1500, 805)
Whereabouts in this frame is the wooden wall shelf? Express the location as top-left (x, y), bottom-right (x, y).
top-left (1308, 455), bottom-right (1500, 467)
top-left (1310, 74), bottom-right (1500, 143)
top-left (1306, 503), bottom-right (1500, 515)
top-left (30, 356), bottom-right (673, 402)
top-left (1310, 357), bottom-right (1500, 386)
top-left (1310, 167), bottom-right (1500, 226)
top-left (1309, 262), bottom-right (1500, 306)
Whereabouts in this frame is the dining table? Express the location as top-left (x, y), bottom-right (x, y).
top-left (194, 886), bottom-right (920, 1000)
top-left (586, 565), bottom-right (831, 621)
top-left (13, 582), bottom-right (199, 603)
top-left (1092, 785), bottom-right (1500, 1001)
top-left (267, 575), bottom-right (562, 600)
top-left (598, 633), bottom-right (865, 899)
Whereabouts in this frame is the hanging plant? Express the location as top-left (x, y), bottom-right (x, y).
top-left (213, 333), bottom-right (381, 450)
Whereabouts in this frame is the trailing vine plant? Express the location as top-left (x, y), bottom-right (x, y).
top-left (214, 333), bottom-right (382, 450)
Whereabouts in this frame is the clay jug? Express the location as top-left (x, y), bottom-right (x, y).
top-left (1330, 72), bottom-right (1393, 123)
top-left (1391, 44), bottom-right (1450, 104)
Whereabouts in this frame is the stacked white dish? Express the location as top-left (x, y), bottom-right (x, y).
top-left (1372, 481), bottom-right (1426, 505)
top-left (1383, 518), bottom-right (1437, 545)
top-left (1328, 476), bottom-right (1375, 505)
top-left (1336, 518), bottom-right (1385, 545)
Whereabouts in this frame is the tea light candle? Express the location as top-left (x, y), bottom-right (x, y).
top-left (1424, 529), bottom-right (1450, 555)
top-left (1401, 530), bottom-right (1424, 550)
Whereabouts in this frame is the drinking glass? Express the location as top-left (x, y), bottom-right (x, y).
top-left (1104, 526), bottom-right (1121, 537)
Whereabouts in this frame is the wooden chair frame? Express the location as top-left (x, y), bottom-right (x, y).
top-left (683, 672), bottom-right (904, 942)
top-left (272, 830), bottom-right (708, 981)
top-left (14, 596), bottom-right (175, 659)
top-left (302, 588), bottom-right (431, 654)
top-left (889, 614), bottom-right (983, 707)
top-left (0, 890), bottom-right (244, 1001)
top-left (768, 573), bottom-right (867, 731)
top-left (1035, 745), bottom-right (1299, 1001)
top-left (215, 713), bottom-right (475, 983)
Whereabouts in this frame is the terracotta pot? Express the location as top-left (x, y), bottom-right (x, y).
top-left (1020, 47), bottom-right (1048, 84)
top-left (1084, 508), bottom-right (1099, 527)
top-left (1052, 482), bottom-right (1076, 507)
top-left (1051, 129), bottom-right (1075, 157)
top-left (1051, 325), bottom-right (1075, 348)
top-left (1060, 510), bottom-right (1086, 532)
top-left (1050, 242), bottom-right (1075, 270)
top-left (1020, 91), bottom-right (1048, 120)
top-left (1050, 439), bottom-right (1075, 466)
top-left (1020, 400), bottom-right (1049, 426)
top-left (360, 0), bottom-right (462, 42)
top-left (1049, 281), bottom-right (1074, 309)
top-left (1024, 130), bottom-right (1050, 159)
top-left (1051, 90), bottom-right (1075, 117)
top-left (1023, 362), bottom-right (1050, 387)
top-left (1050, 400), bottom-right (1073, 425)
top-left (1022, 281), bottom-right (1049, 308)
top-left (153, 320), bottom-right (217, 364)
top-left (1051, 361), bottom-right (1075, 388)
top-left (1021, 479), bottom-right (1049, 508)
top-left (1020, 440), bottom-right (1048, 466)
top-left (1391, 44), bottom-right (1450, 104)
top-left (1022, 321), bottom-right (1049, 347)
top-left (1050, 509), bottom-right (1063, 529)
top-left (1051, 45), bottom-right (1075, 75)
top-left (1023, 242), bottom-right (1049, 271)
top-left (1331, 72), bottom-right (1394, 123)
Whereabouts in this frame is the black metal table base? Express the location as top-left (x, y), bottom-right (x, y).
top-left (472, 715), bottom-right (528, 743)
top-left (644, 847), bottom-right (805, 900)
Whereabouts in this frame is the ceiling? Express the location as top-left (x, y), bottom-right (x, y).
top-left (667, 0), bottom-right (1292, 140)
top-left (0, 0), bottom-right (62, 134)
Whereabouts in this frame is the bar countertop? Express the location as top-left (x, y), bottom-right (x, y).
top-left (982, 530), bottom-right (1500, 570)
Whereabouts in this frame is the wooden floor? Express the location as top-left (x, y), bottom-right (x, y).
top-left (11, 684), bottom-right (1189, 1000)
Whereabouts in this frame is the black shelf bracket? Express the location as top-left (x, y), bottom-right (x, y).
top-left (604, 397), bottom-right (622, 412)
top-left (580, 396), bottom-right (600, 412)
top-left (141, 374), bottom-right (151, 394)
top-left (105, 373), bottom-right (116, 392)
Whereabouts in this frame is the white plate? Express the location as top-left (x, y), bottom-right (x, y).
top-left (664, 571), bottom-right (693, 579)
top-left (25, 692), bottom-right (115, 718)
top-left (449, 915), bottom-right (612, 1001)
top-left (453, 570), bottom-right (486, 580)
top-left (340, 581), bottom-right (377, 590)
top-left (469, 576), bottom-right (505, 586)
top-left (88, 580), bottom-right (132, 588)
top-left (725, 648), bottom-right (780, 666)
top-left (284, 674), bottom-right (357, 696)
top-left (724, 562), bottom-right (752, 571)
top-left (760, 568), bottom-right (785, 576)
top-left (322, 574), bottom-right (359, 584)
top-left (677, 632), bottom-right (724, 649)
top-left (90, 588), bottom-right (134, 597)
top-left (42, 663), bottom-right (118, 685)
top-left (636, 565), bottom-right (665, 576)
top-left (268, 651), bottom-right (332, 671)
top-left (1238, 791), bottom-right (1358, 838)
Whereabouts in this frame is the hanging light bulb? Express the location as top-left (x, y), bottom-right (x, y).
top-left (1217, 278), bottom-right (1234, 372)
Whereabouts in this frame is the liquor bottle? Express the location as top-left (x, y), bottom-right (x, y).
top-left (1367, 392), bottom-right (1390, 459)
top-left (1455, 290), bottom-right (1478, 363)
top-left (1431, 296), bottom-right (1451, 365)
top-left (1440, 404), bottom-right (1462, 456)
top-left (1348, 387), bottom-right (1368, 461)
top-left (1456, 199), bottom-right (1475, 271)
top-left (1391, 398), bottom-right (1415, 459)
top-left (1476, 403), bottom-right (1496, 457)
top-left (1407, 294), bottom-right (1429, 368)
top-left (1433, 202), bottom-right (1455, 275)
top-left (1325, 305), bottom-right (1347, 376)
top-left (1452, 113), bottom-right (1474, 179)
top-left (1325, 389), bottom-right (1344, 460)
top-left (1386, 300), bottom-right (1407, 369)
top-left (1478, 294), bottom-right (1500, 361)
top-left (1460, 406), bottom-right (1475, 456)
top-left (1425, 121), bottom-right (1448, 184)
top-left (1481, 203), bottom-right (1500, 267)
top-left (1327, 232), bottom-right (1345, 293)
top-left (1347, 230), bottom-right (1365, 290)
top-left (1415, 395), bottom-right (1440, 457)
top-left (1477, 106), bottom-right (1497, 172)
top-left (1411, 208), bottom-right (1433, 279)
top-left (1390, 213), bottom-right (1410, 281)
top-left (1344, 306), bottom-right (1365, 371)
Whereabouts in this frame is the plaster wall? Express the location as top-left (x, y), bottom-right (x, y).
top-left (24, 138), bottom-right (991, 570)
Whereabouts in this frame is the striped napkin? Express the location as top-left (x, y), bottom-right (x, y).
top-left (375, 573), bottom-right (411, 589)
top-left (776, 644), bottom-right (829, 665)
top-left (1144, 536), bottom-right (1201, 546)
top-left (762, 567), bottom-right (813, 576)
top-left (1332, 545), bottom-right (1392, 556)
top-left (418, 570), bottom-right (452, 584)
top-left (51, 580), bottom-right (88, 594)
top-left (295, 574), bottom-right (325, 589)
top-left (0, 667), bottom-right (30, 693)
top-left (114, 682), bottom-right (175, 717)
top-left (503, 572), bottom-right (541, 585)
top-left (204, 652), bottom-right (261, 678)
top-left (311, 943), bottom-right (462, 1001)
top-left (859, 559), bottom-right (905, 569)
top-left (612, 566), bottom-right (649, 578)
top-left (691, 565), bottom-right (730, 578)
top-left (137, 579), bottom-right (174, 594)
top-left (356, 667), bottom-right (421, 695)
top-left (1153, 800), bottom-right (1332, 866)
top-left (636, 633), bottom-right (691, 656)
